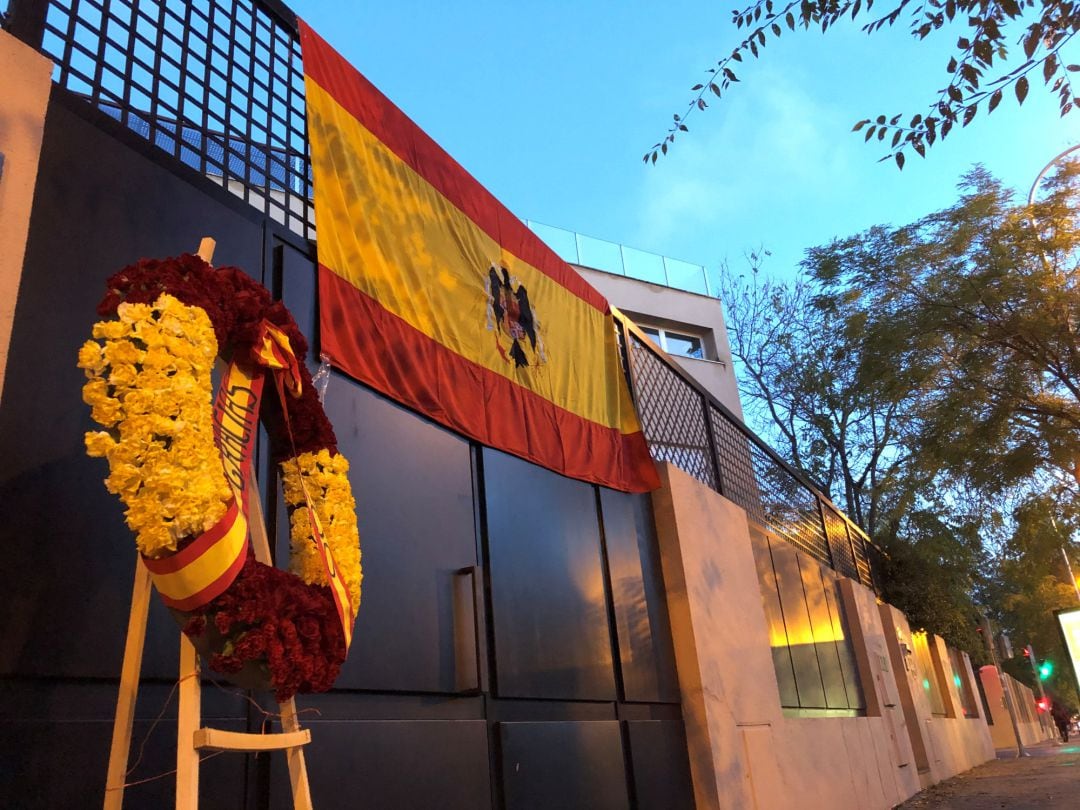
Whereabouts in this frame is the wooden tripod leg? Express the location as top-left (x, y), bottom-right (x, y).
top-left (245, 473), bottom-right (314, 809)
top-left (104, 558), bottom-right (154, 810)
top-left (280, 699), bottom-right (313, 810)
top-left (176, 634), bottom-right (202, 810)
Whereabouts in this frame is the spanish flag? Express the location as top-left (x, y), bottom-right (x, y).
top-left (299, 22), bottom-right (659, 493)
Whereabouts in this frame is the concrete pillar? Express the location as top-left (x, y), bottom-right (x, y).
top-left (0, 29), bottom-right (52, 404)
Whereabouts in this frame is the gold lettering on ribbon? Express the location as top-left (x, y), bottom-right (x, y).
top-left (212, 367), bottom-right (263, 496)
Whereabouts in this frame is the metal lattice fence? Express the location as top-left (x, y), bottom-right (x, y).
top-left (6, 0), bottom-right (879, 590)
top-left (625, 326), bottom-right (877, 589)
top-left (28, 0), bottom-right (313, 237)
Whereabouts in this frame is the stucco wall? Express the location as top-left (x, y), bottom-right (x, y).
top-left (978, 666), bottom-right (1057, 750)
top-left (0, 30), bottom-right (52, 405)
top-left (651, 461), bottom-right (995, 809)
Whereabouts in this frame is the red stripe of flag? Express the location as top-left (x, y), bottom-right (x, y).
top-left (142, 499), bottom-right (241, 575)
top-left (157, 542), bottom-right (250, 612)
top-left (320, 266), bottom-right (659, 492)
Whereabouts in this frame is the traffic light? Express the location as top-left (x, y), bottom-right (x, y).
top-left (1038, 697), bottom-right (1051, 713)
top-left (1039, 660), bottom-right (1054, 680)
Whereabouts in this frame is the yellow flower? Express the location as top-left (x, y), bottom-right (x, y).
top-left (84, 431), bottom-right (116, 458)
top-left (281, 451), bottom-right (362, 619)
top-left (109, 363), bottom-right (138, 388)
top-left (82, 378), bottom-right (109, 406)
top-left (103, 339), bottom-right (143, 367)
top-left (117, 301), bottom-right (154, 324)
top-left (92, 320), bottom-right (130, 340)
top-left (78, 341), bottom-right (106, 375)
top-left (81, 297), bottom-right (231, 559)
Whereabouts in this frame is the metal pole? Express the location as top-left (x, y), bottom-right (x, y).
top-left (983, 615), bottom-right (1028, 757)
top-left (1026, 644), bottom-right (1056, 741)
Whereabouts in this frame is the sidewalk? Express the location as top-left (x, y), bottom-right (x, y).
top-left (897, 742), bottom-right (1080, 809)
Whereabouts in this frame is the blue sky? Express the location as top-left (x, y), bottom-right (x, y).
top-left (299, 0), bottom-right (1079, 284)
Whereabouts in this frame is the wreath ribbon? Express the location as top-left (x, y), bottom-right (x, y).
top-left (142, 321), bottom-right (352, 652)
top-left (254, 320), bottom-right (354, 650)
top-left (142, 359), bottom-right (261, 609)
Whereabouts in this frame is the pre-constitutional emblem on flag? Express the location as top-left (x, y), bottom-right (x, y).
top-left (299, 20), bottom-right (659, 493)
top-left (487, 263), bottom-right (546, 369)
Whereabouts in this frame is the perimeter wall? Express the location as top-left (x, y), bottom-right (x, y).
top-left (652, 462), bottom-right (996, 809)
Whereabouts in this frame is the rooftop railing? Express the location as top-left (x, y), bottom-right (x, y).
top-left (524, 220), bottom-right (714, 297)
top-left (5, 0), bottom-right (879, 590)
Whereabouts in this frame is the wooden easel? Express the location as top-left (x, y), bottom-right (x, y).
top-left (104, 239), bottom-right (314, 810)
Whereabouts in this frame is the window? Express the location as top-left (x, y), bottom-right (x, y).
top-left (750, 528), bottom-right (865, 714)
top-left (640, 326), bottom-right (705, 360)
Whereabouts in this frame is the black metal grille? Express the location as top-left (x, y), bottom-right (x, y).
top-left (36, 0), bottom-right (313, 237)
top-left (6, 0), bottom-right (879, 590)
top-left (744, 437), bottom-right (830, 563)
top-left (822, 504), bottom-right (858, 582)
top-left (628, 332), bottom-right (717, 491)
top-left (624, 321), bottom-right (877, 588)
top-left (709, 405), bottom-right (764, 523)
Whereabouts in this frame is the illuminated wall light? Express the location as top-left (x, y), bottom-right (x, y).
top-left (953, 674), bottom-right (962, 688)
top-left (922, 678), bottom-right (931, 691)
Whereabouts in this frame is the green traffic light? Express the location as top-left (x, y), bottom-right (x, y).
top-left (1039, 661), bottom-right (1053, 680)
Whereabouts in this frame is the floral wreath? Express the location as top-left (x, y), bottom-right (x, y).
top-left (78, 254), bottom-right (361, 701)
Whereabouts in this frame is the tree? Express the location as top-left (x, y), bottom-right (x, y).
top-left (645, 0), bottom-right (1080, 168)
top-left (722, 162), bottom-right (1080, 655)
top-left (718, 257), bottom-right (934, 534)
top-left (719, 253), bottom-right (989, 654)
top-left (988, 494), bottom-right (1080, 706)
top-left (810, 162), bottom-right (1080, 502)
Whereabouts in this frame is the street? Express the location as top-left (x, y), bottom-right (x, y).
top-left (898, 743), bottom-right (1080, 809)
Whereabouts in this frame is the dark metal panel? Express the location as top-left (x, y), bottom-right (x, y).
top-left (0, 721), bottom-right (248, 809)
top-left (319, 378), bottom-right (479, 693)
top-left (0, 97), bottom-right (266, 680)
top-left (268, 720), bottom-right (491, 810)
top-left (498, 721), bottom-right (630, 810)
top-left (598, 489), bottom-right (679, 704)
top-left (625, 720), bottom-right (695, 810)
top-left (483, 449), bottom-right (616, 701)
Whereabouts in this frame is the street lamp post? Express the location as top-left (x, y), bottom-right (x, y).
top-left (983, 614), bottom-right (1028, 757)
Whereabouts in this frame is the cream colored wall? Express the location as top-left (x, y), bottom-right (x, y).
top-left (651, 461), bottom-right (995, 809)
top-left (978, 666), bottom-right (1057, 749)
top-left (0, 30), bottom-right (52, 405)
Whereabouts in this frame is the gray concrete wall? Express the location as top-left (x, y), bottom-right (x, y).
top-left (651, 461), bottom-right (995, 809)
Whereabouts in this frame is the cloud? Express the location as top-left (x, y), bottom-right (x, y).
top-left (634, 67), bottom-right (855, 259)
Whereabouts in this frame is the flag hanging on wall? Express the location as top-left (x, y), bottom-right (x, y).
top-left (298, 21), bottom-right (659, 493)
